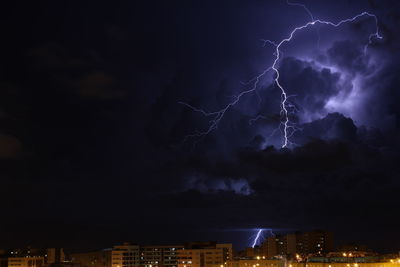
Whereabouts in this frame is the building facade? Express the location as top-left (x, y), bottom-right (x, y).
top-left (2, 248), bottom-right (65, 267)
top-left (177, 242), bottom-right (232, 267)
top-left (140, 245), bottom-right (183, 267)
top-left (260, 237), bottom-right (277, 259)
top-left (112, 244), bottom-right (140, 267)
top-left (71, 249), bottom-right (112, 267)
top-left (72, 243), bottom-right (230, 267)
top-left (295, 231), bottom-right (333, 256)
top-left (8, 257), bottom-right (45, 267)
top-left (257, 231), bottom-right (333, 258)
top-left (46, 249), bottom-right (65, 265)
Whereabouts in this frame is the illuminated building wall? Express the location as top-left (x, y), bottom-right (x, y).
top-left (46, 249), bottom-right (65, 264)
top-left (273, 234), bottom-right (297, 256)
top-left (139, 245), bottom-right (183, 267)
top-left (112, 244), bottom-right (140, 267)
top-left (258, 231), bottom-right (333, 258)
top-left (8, 257), bottom-right (45, 267)
top-left (71, 244), bottom-right (184, 267)
top-left (6, 248), bottom-right (65, 267)
top-left (2, 248), bottom-right (64, 266)
top-left (71, 243), bottom-right (232, 267)
top-left (177, 243), bottom-right (232, 267)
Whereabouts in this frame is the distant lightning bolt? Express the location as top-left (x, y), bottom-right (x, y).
top-left (252, 229), bottom-right (264, 248)
top-left (179, 2), bottom-right (382, 148)
top-left (250, 228), bottom-right (276, 248)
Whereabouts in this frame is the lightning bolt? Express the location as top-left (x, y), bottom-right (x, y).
top-left (250, 228), bottom-right (276, 248)
top-left (179, 2), bottom-right (382, 148)
top-left (252, 229), bottom-right (264, 248)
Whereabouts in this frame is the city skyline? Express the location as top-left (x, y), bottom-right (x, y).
top-left (0, 229), bottom-right (396, 254)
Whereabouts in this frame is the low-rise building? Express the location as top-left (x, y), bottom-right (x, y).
top-left (140, 245), bottom-right (183, 267)
top-left (112, 243), bottom-right (140, 267)
top-left (8, 257), bottom-right (45, 267)
top-left (71, 242), bottom-right (231, 267)
top-left (1, 248), bottom-right (65, 267)
top-left (177, 242), bottom-right (232, 267)
top-left (70, 249), bottom-right (112, 267)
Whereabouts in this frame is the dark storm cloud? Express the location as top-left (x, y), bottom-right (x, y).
top-left (327, 40), bottom-right (369, 74)
top-left (184, 174), bottom-right (253, 196)
top-left (161, 114), bottom-right (390, 195)
top-left (158, 131), bottom-right (399, 247)
top-left (29, 43), bottom-right (88, 71)
top-left (79, 71), bottom-right (125, 99)
top-left (0, 134), bottom-right (22, 159)
top-left (147, 56), bottom-right (344, 150)
top-left (293, 113), bottom-right (358, 144)
top-left (29, 43), bottom-right (126, 99)
top-left (322, 37), bottom-right (400, 131)
top-left (276, 57), bottom-right (342, 120)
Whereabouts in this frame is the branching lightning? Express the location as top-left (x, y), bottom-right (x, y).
top-left (179, 1), bottom-right (382, 148)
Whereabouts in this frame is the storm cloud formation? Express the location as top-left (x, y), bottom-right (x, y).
top-left (0, 0), bottom-right (399, 253)
top-left (147, 0), bottom-right (400, 251)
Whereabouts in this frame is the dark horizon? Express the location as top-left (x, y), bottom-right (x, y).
top-left (0, 228), bottom-right (397, 254)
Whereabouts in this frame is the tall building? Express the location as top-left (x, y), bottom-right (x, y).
top-left (295, 231), bottom-right (333, 256)
top-left (260, 237), bottom-right (277, 259)
top-left (285, 234), bottom-right (296, 256)
top-left (257, 234), bottom-right (296, 258)
top-left (257, 231), bottom-right (333, 258)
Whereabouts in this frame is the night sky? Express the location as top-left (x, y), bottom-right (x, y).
top-left (0, 0), bottom-right (399, 252)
